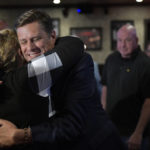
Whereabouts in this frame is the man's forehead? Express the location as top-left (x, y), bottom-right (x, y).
top-left (117, 29), bottom-right (137, 39)
top-left (17, 22), bottom-right (42, 31)
top-left (117, 25), bottom-right (137, 37)
top-left (17, 24), bottom-right (42, 38)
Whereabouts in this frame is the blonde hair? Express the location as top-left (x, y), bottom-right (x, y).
top-left (0, 28), bottom-right (20, 72)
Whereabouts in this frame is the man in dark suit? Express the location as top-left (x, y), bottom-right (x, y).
top-left (0, 9), bottom-right (126, 150)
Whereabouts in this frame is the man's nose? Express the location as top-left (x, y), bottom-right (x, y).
top-left (122, 40), bottom-right (126, 47)
top-left (27, 41), bottom-right (36, 50)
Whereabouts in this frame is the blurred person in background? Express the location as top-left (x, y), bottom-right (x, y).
top-left (101, 24), bottom-right (150, 150)
top-left (0, 19), bottom-right (8, 30)
top-left (144, 42), bottom-right (150, 58)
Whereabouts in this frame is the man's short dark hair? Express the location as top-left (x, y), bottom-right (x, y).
top-left (15, 9), bottom-right (53, 35)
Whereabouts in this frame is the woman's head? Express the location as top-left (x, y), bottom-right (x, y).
top-left (0, 29), bottom-right (21, 72)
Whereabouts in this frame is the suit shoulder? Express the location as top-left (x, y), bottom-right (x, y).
top-left (72, 53), bottom-right (94, 73)
top-left (80, 53), bottom-right (93, 65)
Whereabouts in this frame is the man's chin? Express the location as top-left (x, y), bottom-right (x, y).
top-left (121, 53), bottom-right (131, 58)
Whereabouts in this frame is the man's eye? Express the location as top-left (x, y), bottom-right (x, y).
top-left (33, 37), bottom-right (41, 42)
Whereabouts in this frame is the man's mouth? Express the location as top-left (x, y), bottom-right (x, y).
top-left (26, 52), bottom-right (41, 60)
top-left (121, 49), bottom-right (128, 52)
top-left (27, 49), bottom-right (41, 56)
top-left (28, 52), bottom-right (40, 56)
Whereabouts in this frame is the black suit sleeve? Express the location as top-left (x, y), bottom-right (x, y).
top-left (52, 36), bottom-right (84, 71)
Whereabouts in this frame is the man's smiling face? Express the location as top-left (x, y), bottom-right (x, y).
top-left (17, 21), bottom-right (56, 62)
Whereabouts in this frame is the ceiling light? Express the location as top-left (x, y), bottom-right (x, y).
top-left (53, 0), bottom-right (61, 4)
top-left (136, 0), bottom-right (143, 2)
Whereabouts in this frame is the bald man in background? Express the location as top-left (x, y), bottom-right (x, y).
top-left (101, 24), bottom-right (150, 150)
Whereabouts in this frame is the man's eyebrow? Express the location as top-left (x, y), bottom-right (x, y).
top-left (19, 38), bottom-right (26, 41)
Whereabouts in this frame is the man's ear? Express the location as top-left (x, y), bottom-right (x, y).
top-left (50, 30), bottom-right (56, 49)
top-left (51, 30), bottom-right (56, 40)
top-left (136, 37), bottom-right (139, 44)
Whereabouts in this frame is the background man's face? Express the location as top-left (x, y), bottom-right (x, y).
top-left (17, 21), bottom-right (56, 62)
top-left (117, 29), bottom-right (138, 58)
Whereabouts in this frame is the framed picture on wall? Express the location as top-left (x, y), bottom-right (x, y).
top-left (144, 19), bottom-right (150, 49)
top-left (70, 27), bottom-right (102, 50)
top-left (52, 18), bottom-right (60, 37)
top-left (111, 20), bottom-right (134, 50)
